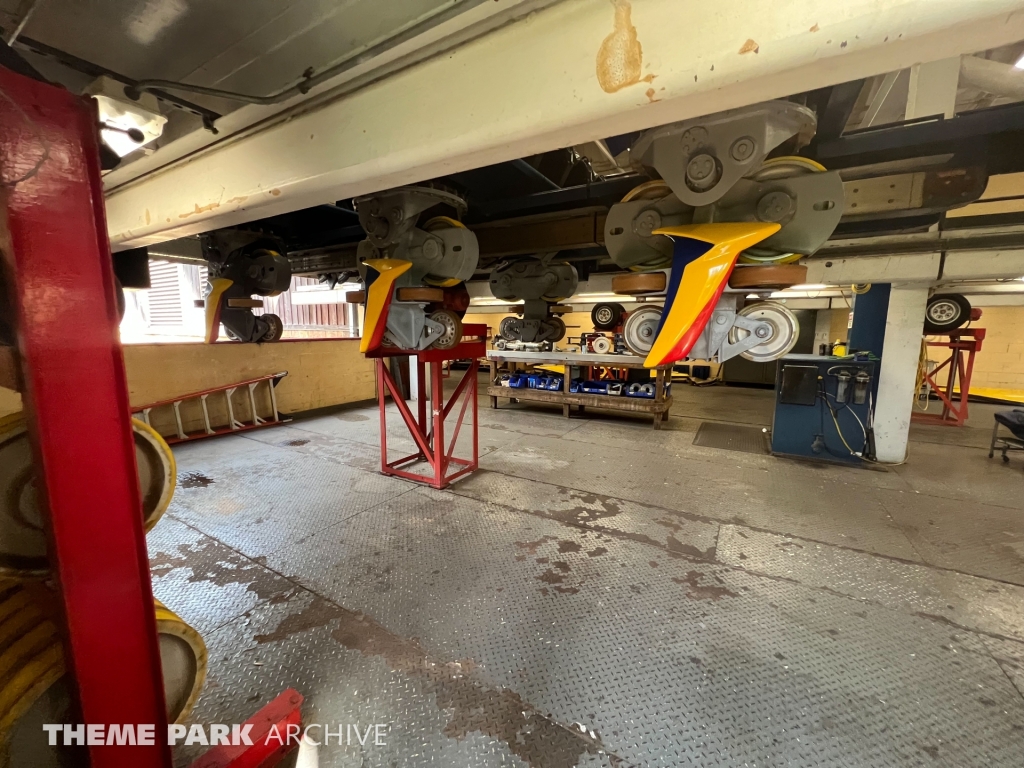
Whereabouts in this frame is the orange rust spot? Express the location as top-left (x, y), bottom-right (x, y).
top-left (269, 188), bottom-right (282, 197)
top-left (641, 73), bottom-right (656, 84)
top-left (226, 195), bottom-right (249, 205)
top-left (145, 209), bottom-right (151, 225)
top-left (809, 23), bottom-right (819, 32)
top-left (739, 38), bottom-right (760, 54)
top-left (645, 87), bottom-right (661, 103)
top-left (178, 201), bottom-right (221, 219)
top-left (597, 0), bottom-right (644, 93)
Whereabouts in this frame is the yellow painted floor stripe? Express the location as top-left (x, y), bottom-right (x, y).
top-left (950, 387), bottom-right (1024, 404)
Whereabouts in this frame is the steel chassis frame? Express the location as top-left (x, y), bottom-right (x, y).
top-left (369, 325), bottom-right (486, 489)
top-left (912, 328), bottom-right (986, 427)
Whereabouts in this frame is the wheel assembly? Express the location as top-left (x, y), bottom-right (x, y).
top-left (622, 306), bottom-right (663, 356)
top-left (429, 309), bottom-right (462, 349)
top-left (545, 315), bottom-right (567, 342)
top-left (0, 584), bottom-right (206, 766)
top-left (590, 335), bottom-right (612, 354)
top-left (260, 312), bottom-right (284, 342)
top-left (727, 302), bottom-right (799, 362)
top-left (592, 302), bottom-right (626, 331)
top-left (736, 156), bottom-right (831, 265)
top-left (0, 415), bottom-right (175, 577)
top-left (498, 316), bottom-right (522, 340)
top-left (924, 293), bottom-right (971, 334)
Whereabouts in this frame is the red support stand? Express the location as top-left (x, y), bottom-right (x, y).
top-left (912, 328), bottom-right (986, 427)
top-left (369, 326), bottom-right (486, 489)
top-left (190, 689), bottom-right (303, 768)
top-left (0, 68), bottom-right (171, 765)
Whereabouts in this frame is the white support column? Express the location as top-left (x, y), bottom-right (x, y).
top-left (906, 57), bottom-right (961, 120)
top-left (873, 286), bottom-right (929, 463)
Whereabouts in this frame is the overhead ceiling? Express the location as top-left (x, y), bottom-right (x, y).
top-left (2, 0), bottom-right (482, 115)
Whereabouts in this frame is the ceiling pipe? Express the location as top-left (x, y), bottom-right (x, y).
top-left (4, 0), bottom-right (44, 45)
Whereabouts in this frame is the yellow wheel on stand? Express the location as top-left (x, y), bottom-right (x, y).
top-left (0, 584), bottom-right (206, 767)
top-left (0, 415), bottom-right (176, 578)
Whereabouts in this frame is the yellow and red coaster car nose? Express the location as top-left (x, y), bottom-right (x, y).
top-left (360, 259), bottom-right (413, 353)
top-left (643, 223), bottom-right (781, 368)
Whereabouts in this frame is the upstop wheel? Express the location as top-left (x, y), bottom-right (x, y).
top-left (429, 309), bottom-right (462, 349)
top-left (727, 302), bottom-right (799, 362)
top-left (622, 306), bottom-right (663, 356)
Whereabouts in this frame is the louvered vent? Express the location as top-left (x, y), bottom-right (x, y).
top-left (147, 261), bottom-right (183, 327)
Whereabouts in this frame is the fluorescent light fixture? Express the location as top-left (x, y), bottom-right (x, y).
top-left (745, 293), bottom-right (759, 299)
top-left (790, 283), bottom-right (828, 291)
top-left (1015, 53), bottom-right (1024, 70)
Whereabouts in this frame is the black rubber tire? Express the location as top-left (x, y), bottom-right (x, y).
top-left (545, 316), bottom-right (567, 342)
top-left (592, 302), bottom-right (625, 331)
top-left (260, 313), bottom-right (284, 342)
top-left (924, 294), bottom-right (971, 334)
top-left (429, 309), bottom-right (462, 350)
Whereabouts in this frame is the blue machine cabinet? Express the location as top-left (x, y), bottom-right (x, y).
top-left (770, 354), bottom-right (876, 465)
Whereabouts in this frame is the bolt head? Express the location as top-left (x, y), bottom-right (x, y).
top-left (757, 192), bottom-right (793, 222)
top-left (423, 239), bottom-right (441, 260)
top-left (686, 153), bottom-right (720, 191)
top-left (730, 136), bottom-right (756, 162)
top-left (634, 209), bottom-right (662, 236)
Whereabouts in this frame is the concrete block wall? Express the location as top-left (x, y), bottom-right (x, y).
top-left (966, 306), bottom-right (1024, 390)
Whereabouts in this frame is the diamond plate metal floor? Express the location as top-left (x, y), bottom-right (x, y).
top-left (149, 382), bottom-right (1024, 767)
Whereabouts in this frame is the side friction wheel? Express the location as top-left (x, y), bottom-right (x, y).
top-left (591, 335), bottom-right (612, 354)
top-left (260, 313), bottom-right (284, 342)
top-left (924, 294), bottom-right (971, 334)
top-left (592, 302), bottom-right (625, 331)
top-left (429, 309), bottom-right (462, 349)
top-left (728, 302), bottom-right (799, 363)
top-left (622, 305), bottom-right (663, 356)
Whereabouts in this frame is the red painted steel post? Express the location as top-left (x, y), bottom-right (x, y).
top-left (472, 363), bottom-right (479, 470)
top-left (416, 358), bottom-right (427, 437)
top-left (0, 69), bottom-right (171, 765)
top-left (432, 362), bottom-right (445, 488)
top-left (377, 358), bottom-right (389, 472)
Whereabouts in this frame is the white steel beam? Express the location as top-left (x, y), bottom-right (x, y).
top-left (105, 0), bottom-right (1024, 250)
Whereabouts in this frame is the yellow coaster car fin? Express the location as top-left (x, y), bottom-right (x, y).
top-left (360, 259), bottom-right (413, 353)
top-left (643, 223), bottom-right (781, 367)
top-left (204, 278), bottom-right (234, 344)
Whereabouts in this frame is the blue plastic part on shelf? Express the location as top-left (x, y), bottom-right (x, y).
top-left (579, 380), bottom-right (625, 396)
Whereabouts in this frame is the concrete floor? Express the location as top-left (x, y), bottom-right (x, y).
top-left (151, 377), bottom-right (1024, 767)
